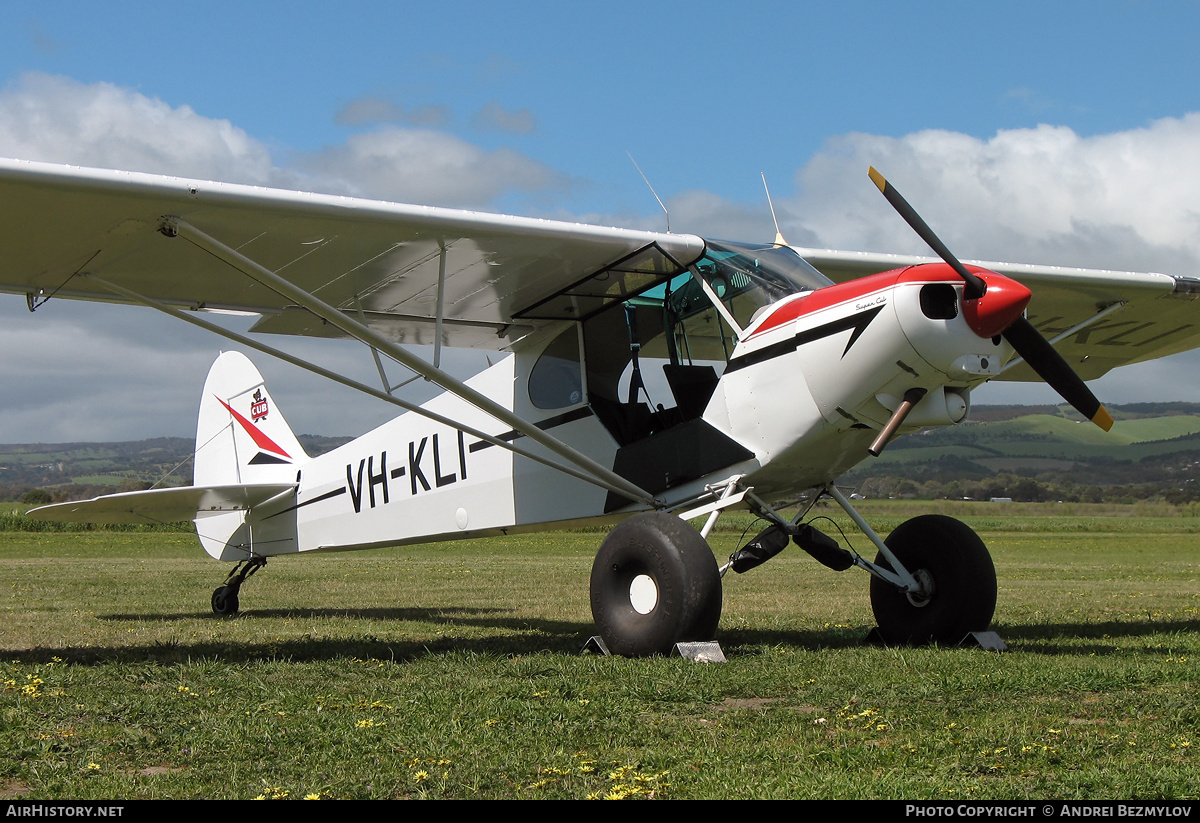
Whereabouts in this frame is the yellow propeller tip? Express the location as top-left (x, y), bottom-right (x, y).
top-left (1093, 407), bottom-right (1114, 432)
top-left (868, 166), bottom-right (887, 193)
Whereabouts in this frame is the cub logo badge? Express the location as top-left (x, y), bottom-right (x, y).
top-left (250, 389), bottom-right (269, 422)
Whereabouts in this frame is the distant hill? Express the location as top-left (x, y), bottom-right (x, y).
top-left (6, 403), bottom-right (1200, 504)
top-left (0, 435), bottom-right (352, 502)
top-left (841, 402), bottom-right (1200, 502)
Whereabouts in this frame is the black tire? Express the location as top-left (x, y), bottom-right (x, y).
top-left (590, 512), bottom-right (722, 656)
top-left (869, 514), bottom-right (996, 645)
top-left (211, 585), bottom-right (239, 617)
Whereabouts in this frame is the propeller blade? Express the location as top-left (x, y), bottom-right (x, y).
top-left (868, 166), bottom-right (1114, 431)
top-left (1001, 318), bottom-right (1113, 431)
top-left (868, 167), bottom-right (987, 299)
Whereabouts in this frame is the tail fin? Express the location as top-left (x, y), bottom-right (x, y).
top-left (195, 351), bottom-right (308, 487)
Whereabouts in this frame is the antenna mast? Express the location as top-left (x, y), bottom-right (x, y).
top-left (628, 152), bottom-right (669, 233)
top-left (762, 172), bottom-right (787, 246)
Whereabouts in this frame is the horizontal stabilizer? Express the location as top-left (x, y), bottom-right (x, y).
top-left (26, 484), bottom-right (296, 525)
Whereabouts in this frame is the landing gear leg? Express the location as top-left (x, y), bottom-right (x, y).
top-left (211, 557), bottom-right (266, 617)
top-left (824, 485), bottom-right (997, 645)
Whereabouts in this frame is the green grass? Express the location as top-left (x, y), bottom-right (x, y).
top-left (1, 503), bottom-right (1197, 799)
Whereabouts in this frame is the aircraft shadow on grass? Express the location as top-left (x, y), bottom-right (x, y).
top-left (8, 615), bottom-right (1194, 666)
top-left (993, 619), bottom-right (1200, 654)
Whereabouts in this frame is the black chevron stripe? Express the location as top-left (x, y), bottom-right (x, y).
top-left (725, 305), bottom-right (884, 373)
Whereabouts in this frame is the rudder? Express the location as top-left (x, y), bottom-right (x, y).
top-left (195, 351), bottom-right (308, 487)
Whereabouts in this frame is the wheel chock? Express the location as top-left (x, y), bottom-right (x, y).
top-left (960, 631), bottom-right (1007, 651)
top-left (583, 636), bottom-right (726, 661)
top-left (863, 627), bottom-right (1007, 651)
top-left (582, 635), bottom-right (611, 655)
top-left (673, 641), bottom-right (726, 663)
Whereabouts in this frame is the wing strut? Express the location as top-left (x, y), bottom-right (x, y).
top-left (161, 217), bottom-right (661, 508)
top-left (434, 239), bottom-right (447, 369)
top-left (85, 273), bottom-right (650, 500)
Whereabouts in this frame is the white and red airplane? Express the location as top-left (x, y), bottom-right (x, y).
top-left (3, 158), bottom-right (1197, 656)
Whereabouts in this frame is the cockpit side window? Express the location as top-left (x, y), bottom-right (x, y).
top-left (529, 327), bottom-right (583, 410)
top-left (583, 271), bottom-right (733, 443)
top-left (582, 240), bottom-right (830, 445)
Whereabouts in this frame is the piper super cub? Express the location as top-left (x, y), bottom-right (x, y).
top-left (4, 158), bottom-right (1199, 656)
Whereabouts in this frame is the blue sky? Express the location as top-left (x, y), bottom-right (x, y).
top-left (3, 1), bottom-right (1200, 440)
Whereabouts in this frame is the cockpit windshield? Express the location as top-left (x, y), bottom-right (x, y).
top-left (691, 239), bottom-right (833, 330)
top-left (579, 239), bottom-right (832, 445)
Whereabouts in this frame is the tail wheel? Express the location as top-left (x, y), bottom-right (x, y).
top-left (869, 514), bottom-right (996, 645)
top-left (590, 512), bottom-right (722, 656)
top-left (211, 585), bottom-right (239, 617)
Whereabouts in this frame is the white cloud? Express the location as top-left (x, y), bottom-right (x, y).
top-left (0, 73), bottom-right (565, 210)
top-left (0, 73), bottom-right (282, 186)
top-left (666, 189), bottom-right (819, 247)
top-left (784, 116), bottom-right (1200, 275)
top-left (299, 126), bottom-right (564, 207)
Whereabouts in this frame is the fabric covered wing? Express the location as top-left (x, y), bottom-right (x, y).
top-left (794, 246), bottom-right (1200, 382)
top-left (0, 159), bottom-right (705, 350)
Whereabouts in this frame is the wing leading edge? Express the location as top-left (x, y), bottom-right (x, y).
top-left (0, 158), bottom-right (705, 350)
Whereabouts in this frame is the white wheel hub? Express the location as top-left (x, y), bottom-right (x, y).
top-left (629, 574), bottom-right (659, 614)
top-left (906, 568), bottom-right (935, 607)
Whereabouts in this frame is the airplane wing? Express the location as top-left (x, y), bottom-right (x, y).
top-left (0, 159), bottom-right (705, 350)
top-left (794, 247), bottom-right (1200, 382)
top-left (26, 484), bottom-right (296, 525)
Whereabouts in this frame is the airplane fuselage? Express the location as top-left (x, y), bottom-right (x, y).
top-left (203, 262), bottom-right (1017, 561)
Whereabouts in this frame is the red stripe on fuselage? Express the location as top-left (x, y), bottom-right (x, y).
top-left (748, 263), bottom-right (974, 339)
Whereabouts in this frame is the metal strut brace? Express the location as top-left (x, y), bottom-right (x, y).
top-left (85, 273), bottom-right (645, 499)
top-left (353, 293), bottom-right (421, 396)
top-left (679, 477), bottom-right (921, 590)
top-left (433, 240), bottom-right (447, 370)
top-left (822, 483), bottom-right (919, 591)
top-left (221, 556), bottom-right (267, 592)
top-left (675, 475), bottom-right (748, 533)
top-left (161, 218), bottom-right (661, 507)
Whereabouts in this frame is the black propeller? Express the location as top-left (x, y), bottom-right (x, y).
top-left (868, 166), bottom-right (1113, 431)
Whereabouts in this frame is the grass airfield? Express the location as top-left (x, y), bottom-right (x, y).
top-left (1, 501), bottom-right (1197, 800)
